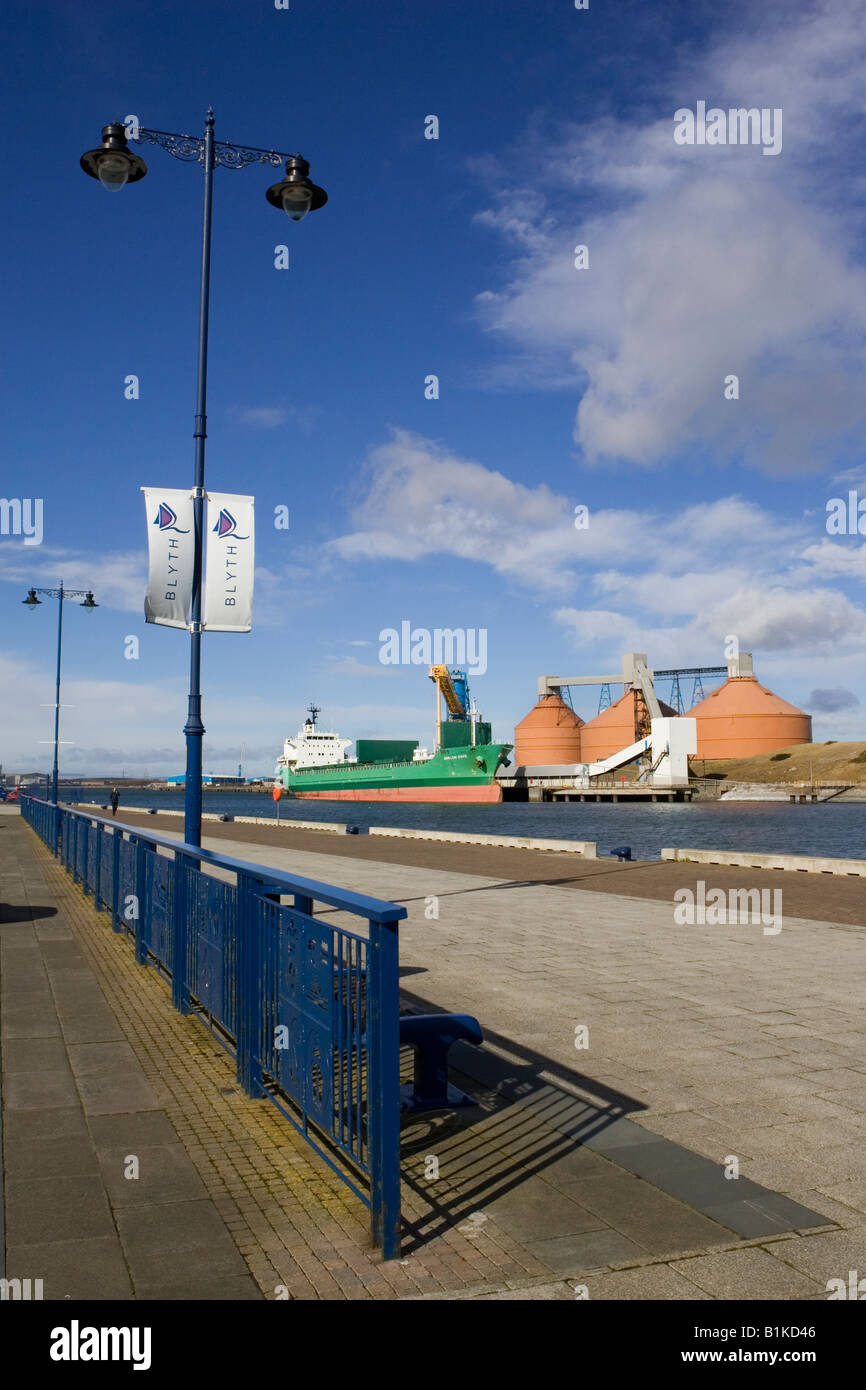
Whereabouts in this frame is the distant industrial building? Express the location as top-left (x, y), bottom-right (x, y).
top-left (165, 774), bottom-right (247, 788)
top-left (686, 669), bottom-right (812, 759)
top-left (514, 693), bottom-right (584, 766)
top-left (580, 689), bottom-right (680, 764)
top-left (512, 651), bottom-right (812, 791)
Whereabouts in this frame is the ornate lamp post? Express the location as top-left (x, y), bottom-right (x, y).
top-left (23, 584), bottom-right (99, 806)
top-left (79, 112), bottom-right (327, 847)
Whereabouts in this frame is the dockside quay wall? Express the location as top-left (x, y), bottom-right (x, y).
top-left (662, 847), bottom-right (866, 876)
top-left (72, 805), bottom-right (348, 833)
top-left (369, 827), bottom-right (598, 856)
top-left (232, 816), bottom-right (347, 833)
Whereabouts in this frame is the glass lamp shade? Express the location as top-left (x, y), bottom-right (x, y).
top-left (267, 157), bottom-right (326, 219)
top-left (97, 153), bottom-right (131, 191)
top-left (281, 185), bottom-right (313, 221)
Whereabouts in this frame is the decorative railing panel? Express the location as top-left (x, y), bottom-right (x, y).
top-left (259, 902), bottom-right (369, 1175)
top-left (142, 848), bottom-right (174, 970)
top-left (117, 837), bottom-right (138, 934)
top-left (187, 866), bottom-right (238, 1035)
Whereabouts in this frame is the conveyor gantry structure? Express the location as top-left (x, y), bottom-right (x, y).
top-left (539, 653), bottom-right (752, 714)
top-left (538, 652), bottom-right (662, 716)
top-left (653, 665), bottom-right (727, 713)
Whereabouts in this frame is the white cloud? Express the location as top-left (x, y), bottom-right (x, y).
top-left (228, 403), bottom-right (320, 433)
top-left (0, 544), bottom-right (145, 612)
top-left (235, 406), bottom-right (287, 429)
top-left (799, 538), bottom-right (866, 580)
top-left (709, 584), bottom-right (866, 650)
top-left (472, 0), bottom-right (866, 473)
top-left (329, 434), bottom-right (788, 591)
top-left (325, 430), bottom-right (866, 665)
top-left (328, 432), bottom-right (808, 585)
top-left (326, 655), bottom-right (400, 677)
top-left (327, 428), bottom-right (581, 593)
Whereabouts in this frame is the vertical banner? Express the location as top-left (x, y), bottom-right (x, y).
top-left (204, 492), bottom-right (255, 632)
top-left (141, 487), bottom-right (195, 628)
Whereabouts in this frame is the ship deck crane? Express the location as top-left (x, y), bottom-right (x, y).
top-left (429, 665), bottom-right (469, 749)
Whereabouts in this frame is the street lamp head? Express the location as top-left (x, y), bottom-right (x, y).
top-left (80, 592), bottom-right (98, 612)
top-left (22, 588), bottom-right (41, 610)
top-left (80, 123), bottom-right (148, 192)
top-left (266, 154), bottom-right (327, 221)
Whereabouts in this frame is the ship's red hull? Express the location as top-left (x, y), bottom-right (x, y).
top-left (292, 783), bottom-right (503, 803)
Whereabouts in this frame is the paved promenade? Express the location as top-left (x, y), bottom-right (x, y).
top-left (3, 805), bottom-right (865, 1300)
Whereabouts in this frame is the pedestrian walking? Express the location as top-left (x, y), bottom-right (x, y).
top-left (110, 786), bottom-right (119, 818)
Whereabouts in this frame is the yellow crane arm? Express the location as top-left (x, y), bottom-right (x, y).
top-left (429, 664), bottom-right (464, 717)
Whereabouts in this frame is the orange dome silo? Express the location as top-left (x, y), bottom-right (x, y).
top-left (580, 689), bottom-right (678, 762)
top-left (514, 694), bottom-right (584, 765)
top-left (687, 676), bottom-right (811, 759)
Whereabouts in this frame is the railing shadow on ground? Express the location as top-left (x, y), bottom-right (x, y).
top-left (396, 991), bottom-right (648, 1253)
top-left (395, 878), bottom-right (587, 900)
top-left (0, 904), bottom-right (58, 924)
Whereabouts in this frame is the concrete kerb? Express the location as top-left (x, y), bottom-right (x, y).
top-left (70, 805), bottom-right (348, 833)
top-left (369, 827), bottom-right (598, 857)
top-left (233, 816), bottom-right (347, 833)
top-left (662, 847), bottom-right (866, 876)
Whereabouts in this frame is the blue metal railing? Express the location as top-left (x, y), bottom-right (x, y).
top-left (20, 796), bottom-right (405, 1258)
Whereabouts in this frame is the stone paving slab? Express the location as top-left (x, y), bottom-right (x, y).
top-left (4, 813), bottom-right (863, 1301)
top-left (0, 815), bottom-right (261, 1301)
top-left (5, 1234), bottom-right (134, 1300)
top-left (669, 1248), bottom-right (819, 1300)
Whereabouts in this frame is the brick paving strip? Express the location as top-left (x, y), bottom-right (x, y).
top-left (3, 806), bottom-right (864, 1300)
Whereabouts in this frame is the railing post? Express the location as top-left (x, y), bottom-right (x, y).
top-left (236, 872), bottom-right (265, 1099)
top-left (81, 818), bottom-right (89, 895)
top-left (95, 822), bottom-right (104, 910)
top-left (134, 837), bottom-right (148, 965)
top-left (88, 820), bottom-right (98, 896)
top-left (172, 851), bottom-right (191, 1014)
top-left (111, 828), bottom-right (122, 933)
top-left (368, 917), bottom-right (401, 1260)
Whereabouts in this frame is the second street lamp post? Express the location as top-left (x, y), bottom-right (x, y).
top-left (23, 584), bottom-right (99, 811)
top-left (80, 110), bottom-right (327, 847)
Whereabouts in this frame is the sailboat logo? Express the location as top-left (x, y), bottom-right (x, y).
top-left (153, 502), bottom-right (189, 533)
top-left (212, 508), bottom-right (249, 540)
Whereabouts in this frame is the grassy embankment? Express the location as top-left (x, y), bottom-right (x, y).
top-left (695, 741), bottom-right (866, 785)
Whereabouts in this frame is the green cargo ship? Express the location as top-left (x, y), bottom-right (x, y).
top-left (274, 667), bottom-right (511, 803)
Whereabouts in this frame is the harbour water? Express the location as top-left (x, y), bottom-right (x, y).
top-left (61, 789), bottom-right (866, 863)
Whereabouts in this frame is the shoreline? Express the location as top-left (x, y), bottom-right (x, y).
top-left (36, 776), bottom-right (866, 803)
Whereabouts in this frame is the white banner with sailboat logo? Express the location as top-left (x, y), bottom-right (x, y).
top-left (203, 492), bottom-right (255, 632)
top-left (141, 487), bottom-right (195, 628)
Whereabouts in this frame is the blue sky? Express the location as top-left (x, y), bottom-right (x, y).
top-left (2, 0), bottom-right (866, 777)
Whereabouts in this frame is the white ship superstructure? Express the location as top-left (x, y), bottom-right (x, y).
top-left (275, 704), bottom-right (353, 775)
